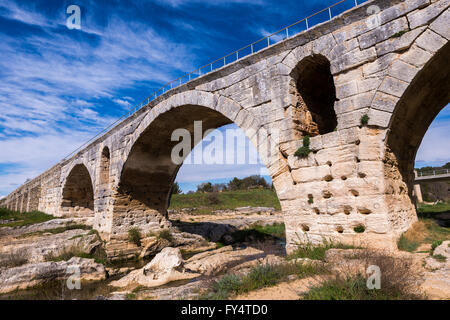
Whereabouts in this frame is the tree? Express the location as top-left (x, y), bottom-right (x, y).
top-left (197, 182), bottom-right (213, 193)
top-left (171, 182), bottom-right (182, 195)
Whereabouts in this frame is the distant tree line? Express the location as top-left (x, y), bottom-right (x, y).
top-left (196, 175), bottom-right (272, 193)
top-left (415, 162), bottom-right (450, 173)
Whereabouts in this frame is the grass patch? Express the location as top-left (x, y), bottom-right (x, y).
top-left (0, 208), bottom-right (55, 227)
top-left (302, 250), bottom-right (423, 300)
top-left (200, 262), bottom-right (327, 300)
top-left (44, 244), bottom-right (107, 264)
top-left (0, 249), bottom-right (29, 268)
top-left (157, 229), bottom-right (173, 242)
top-left (20, 224), bottom-right (92, 238)
top-left (397, 216), bottom-right (450, 252)
top-left (397, 234), bottom-right (420, 252)
top-left (288, 241), bottom-right (356, 261)
top-left (169, 189), bottom-right (281, 214)
top-left (128, 228), bottom-right (142, 247)
top-left (418, 202), bottom-right (450, 215)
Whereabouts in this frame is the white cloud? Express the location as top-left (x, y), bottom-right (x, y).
top-left (416, 118), bottom-right (450, 164)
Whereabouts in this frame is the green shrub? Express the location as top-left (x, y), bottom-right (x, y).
top-left (360, 114), bottom-right (369, 125)
top-left (0, 208), bottom-right (55, 227)
top-left (295, 136), bottom-right (311, 158)
top-left (158, 229), bottom-right (173, 242)
top-left (307, 195), bottom-right (314, 204)
top-left (353, 225), bottom-right (366, 233)
top-left (128, 228), bottom-right (142, 246)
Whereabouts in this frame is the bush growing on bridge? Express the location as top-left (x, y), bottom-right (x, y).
top-left (295, 136), bottom-right (311, 158)
top-left (360, 114), bottom-right (369, 125)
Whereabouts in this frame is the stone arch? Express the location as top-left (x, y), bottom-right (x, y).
top-left (110, 90), bottom-right (282, 239)
top-left (99, 146), bottom-right (111, 187)
top-left (60, 163), bottom-right (95, 216)
top-left (383, 40), bottom-right (450, 234)
top-left (289, 54), bottom-right (338, 138)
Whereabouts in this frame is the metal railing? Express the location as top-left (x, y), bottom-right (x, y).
top-left (417, 169), bottom-right (450, 177)
top-left (63, 0), bottom-right (366, 160)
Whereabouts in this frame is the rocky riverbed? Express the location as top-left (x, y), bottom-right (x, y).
top-left (0, 207), bottom-right (448, 300)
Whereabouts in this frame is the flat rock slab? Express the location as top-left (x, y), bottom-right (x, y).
top-left (0, 257), bottom-right (106, 294)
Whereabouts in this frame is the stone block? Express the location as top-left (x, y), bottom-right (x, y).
top-left (408, 0), bottom-right (450, 29)
top-left (375, 26), bottom-right (426, 56)
top-left (430, 7), bottom-right (450, 39)
top-left (416, 28), bottom-right (448, 53)
top-left (359, 17), bottom-right (409, 49)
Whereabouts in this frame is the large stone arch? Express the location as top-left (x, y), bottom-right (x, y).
top-left (108, 90), bottom-right (282, 241)
top-left (382, 36), bottom-right (450, 235)
top-left (60, 163), bottom-right (95, 217)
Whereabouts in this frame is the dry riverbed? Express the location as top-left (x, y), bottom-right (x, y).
top-left (0, 207), bottom-right (449, 300)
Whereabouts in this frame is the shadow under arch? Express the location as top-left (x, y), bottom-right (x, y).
top-left (60, 163), bottom-right (95, 216)
top-left (384, 41), bottom-right (450, 229)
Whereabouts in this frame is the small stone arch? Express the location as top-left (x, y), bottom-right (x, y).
top-left (60, 163), bottom-right (95, 217)
top-left (99, 146), bottom-right (111, 187)
top-left (109, 90), bottom-right (283, 240)
top-left (289, 54), bottom-right (338, 137)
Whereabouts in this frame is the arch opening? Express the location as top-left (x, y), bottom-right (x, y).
top-left (100, 147), bottom-right (110, 186)
top-left (114, 105), bottom-right (233, 237)
top-left (113, 103), bottom-right (284, 245)
top-left (61, 164), bottom-right (94, 216)
top-left (290, 54), bottom-right (338, 137)
top-left (384, 42), bottom-right (450, 232)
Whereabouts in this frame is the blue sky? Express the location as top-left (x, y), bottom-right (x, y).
top-left (0, 0), bottom-right (448, 195)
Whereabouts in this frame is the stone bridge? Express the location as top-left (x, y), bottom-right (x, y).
top-left (1, 0), bottom-right (449, 256)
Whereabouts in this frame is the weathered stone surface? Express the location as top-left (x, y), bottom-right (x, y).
top-left (0, 229), bottom-right (101, 264)
top-left (110, 247), bottom-right (200, 288)
top-left (0, 257), bottom-right (106, 294)
top-left (185, 245), bottom-right (266, 276)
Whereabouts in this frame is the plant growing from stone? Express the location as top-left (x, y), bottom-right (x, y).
top-left (295, 135), bottom-right (311, 158)
top-left (128, 228), bottom-right (142, 246)
top-left (360, 114), bottom-right (370, 126)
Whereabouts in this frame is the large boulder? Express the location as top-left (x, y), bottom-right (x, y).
top-left (109, 247), bottom-right (199, 288)
top-left (0, 257), bottom-right (106, 294)
top-left (184, 245), bottom-right (265, 276)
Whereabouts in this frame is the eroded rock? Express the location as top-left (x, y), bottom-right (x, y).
top-left (0, 257), bottom-right (106, 294)
top-left (109, 247), bottom-right (200, 288)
